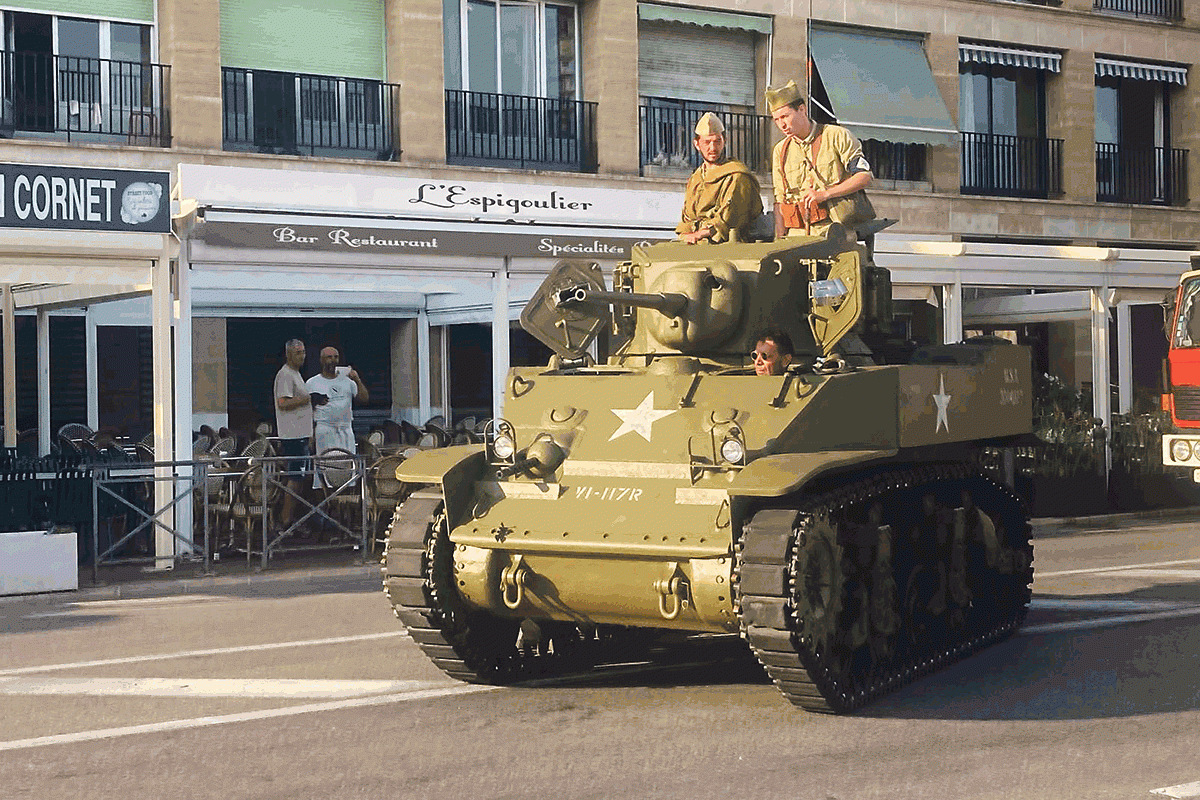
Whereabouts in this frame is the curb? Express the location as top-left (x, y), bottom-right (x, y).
top-left (1033, 505), bottom-right (1200, 529)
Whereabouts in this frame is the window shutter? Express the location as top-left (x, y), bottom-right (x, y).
top-left (638, 21), bottom-right (757, 108)
top-left (220, 0), bottom-right (385, 81)
top-left (11, 1), bottom-right (154, 22)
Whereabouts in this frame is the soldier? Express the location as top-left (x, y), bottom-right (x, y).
top-left (765, 80), bottom-right (873, 239)
top-left (676, 112), bottom-right (764, 244)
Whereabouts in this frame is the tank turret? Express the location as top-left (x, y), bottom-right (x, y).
top-left (522, 222), bottom-right (894, 365)
top-left (383, 219), bottom-right (1035, 714)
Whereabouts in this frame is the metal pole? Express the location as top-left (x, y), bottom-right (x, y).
top-left (492, 265), bottom-right (510, 420)
top-left (2, 284), bottom-right (15, 449)
top-left (85, 306), bottom-right (99, 432)
top-left (152, 234), bottom-right (176, 570)
top-left (36, 307), bottom-right (50, 457)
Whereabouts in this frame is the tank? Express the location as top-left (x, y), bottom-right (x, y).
top-left (383, 221), bottom-right (1034, 713)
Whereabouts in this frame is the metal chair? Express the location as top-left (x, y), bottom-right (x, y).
top-left (366, 454), bottom-right (409, 552)
top-left (314, 446), bottom-right (363, 541)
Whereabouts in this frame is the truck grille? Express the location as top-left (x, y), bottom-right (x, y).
top-left (1175, 388), bottom-right (1200, 420)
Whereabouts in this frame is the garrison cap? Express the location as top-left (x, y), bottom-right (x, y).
top-left (765, 80), bottom-right (804, 113)
top-left (693, 111), bottom-right (726, 136)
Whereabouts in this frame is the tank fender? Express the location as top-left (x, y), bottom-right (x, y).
top-left (727, 449), bottom-right (898, 498)
top-left (395, 444), bottom-right (487, 525)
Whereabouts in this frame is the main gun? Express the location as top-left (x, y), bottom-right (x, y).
top-left (554, 284), bottom-right (689, 319)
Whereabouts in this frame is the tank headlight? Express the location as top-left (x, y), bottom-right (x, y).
top-left (493, 434), bottom-right (516, 461)
top-left (1171, 438), bottom-right (1194, 462)
top-left (720, 437), bottom-right (745, 465)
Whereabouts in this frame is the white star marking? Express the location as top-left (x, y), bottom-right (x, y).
top-left (933, 373), bottom-right (951, 433)
top-left (609, 391), bottom-right (676, 442)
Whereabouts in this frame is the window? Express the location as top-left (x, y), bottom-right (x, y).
top-left (959, 63), bottom-right (1044, 139)
top-left (2, 11), bottom-right (153, 136)
top-left (959, 53), bottom-right (1060, 197)
top-left (1095, 63), bottom-right (1184, 205)
top-left (444, 0), bottom-right (579, 103)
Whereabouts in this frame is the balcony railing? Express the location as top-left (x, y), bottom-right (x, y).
top-left (445, 89), bottom-right (597, 172)
top-left (961, 132), bottom-right (1063, 198)
top-left (1096, 143), bottom-right (1188, 205)
top-left (638, 100), bottom-right (771, 174)
top-left (222, 68), bottom-right (399, 160)
top-left (1093, 0), bottom-right (1182, 20)
top-left (863, 139), bottom-right (927, 182)
top-left (0, 51), bottom-right (170, 146)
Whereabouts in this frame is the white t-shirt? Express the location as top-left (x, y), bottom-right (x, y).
top-left (306, 373), bottom-right (357, 428)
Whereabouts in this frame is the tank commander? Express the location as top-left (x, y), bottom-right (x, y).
top-left (752, 328), bottom-right (795, 375)
top-left (676, 112), bottom-right (764, 245)
top-left (766, 80), bottom-right (872, 239)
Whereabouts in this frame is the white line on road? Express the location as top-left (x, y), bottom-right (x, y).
top-left (0, 631), bottom-right (408, 677)
top-left (1037, 558), bottom-right (1200, 579)
top-left (1021, 605), bottom-right (1200, 635)
top-left (1030, 598), bottom-right (1196, 611)
top-left (0, 683), bottom-right (495, 752)
top-left (1152, 780), bottom-right (1200, 799)
top-left (0, 677), bottom-right (440, 699)
top-left (23, 595), bottom-right (227, 618)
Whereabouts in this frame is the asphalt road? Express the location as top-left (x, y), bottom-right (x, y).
top-left (3, 514), bottom-right (1200, 800)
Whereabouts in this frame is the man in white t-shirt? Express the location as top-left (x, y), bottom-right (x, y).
top-left (306, 346), bottom-right (369, 488)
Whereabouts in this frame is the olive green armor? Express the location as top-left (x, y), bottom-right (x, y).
top-left (384, 221), bottom-right (1034, 713)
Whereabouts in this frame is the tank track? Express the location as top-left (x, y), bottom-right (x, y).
top-left (382, 489), bottom-right (704, 683)
top-left (736, 463), bottom-right (1033, 713)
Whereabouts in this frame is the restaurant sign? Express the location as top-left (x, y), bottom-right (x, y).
top-left (0, 164), bottom-right (170, 233)
top-left (199, 222), bottom-right (672, 260)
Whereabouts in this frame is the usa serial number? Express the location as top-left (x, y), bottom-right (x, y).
top-left (573, 486), bottom-right (644, 501)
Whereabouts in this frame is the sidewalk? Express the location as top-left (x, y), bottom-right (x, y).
top-left (70, 545), bottom-right (380, 601)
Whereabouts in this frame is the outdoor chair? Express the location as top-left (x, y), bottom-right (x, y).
top-left (313, 446), bottom-right (364, 543)
top-left (366, 454), bottom-right (409, 552)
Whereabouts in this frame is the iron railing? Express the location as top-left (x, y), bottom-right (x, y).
top-left (0, 50), bottom-right (170, 146)
top-left (1096, 143), bottom-right (1188, 205)
top-left (863, 139), bottom-right (928, 182)
top-left (222, 67), bottom-right (399, 159)
top-left (638, 100), bottom-right (772, 174)
top-left (1093, 0), bottom-right (1182, 20)
top-left (961, 132), bottom-right (1063, 198)
top-left (445, 89), bottom-right (597, 172)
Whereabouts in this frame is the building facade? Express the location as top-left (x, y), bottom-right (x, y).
top-left (1, 0), bottom-right (1198, 459)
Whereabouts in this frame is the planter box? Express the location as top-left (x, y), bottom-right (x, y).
top-left (0, 529), bottom-right (78, 595)
top-left (1018, 474), bottom-right (1109, 518)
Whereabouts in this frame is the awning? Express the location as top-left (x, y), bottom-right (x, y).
top-left (808, 26), bottom-right (958, 147)
top-left (1096, 57), bottom-right (1187, 85)
top-left (637, 3), bottom-right (771, 35)
top-left (959, 42), bottom-right (1062, 73)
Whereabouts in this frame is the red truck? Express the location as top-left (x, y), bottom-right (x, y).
top-left (1162, 259), bottom-right (1200, 477)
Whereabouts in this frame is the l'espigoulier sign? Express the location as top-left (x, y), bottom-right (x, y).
top-left (0, 164), bottom-right (170, 233)
top-left (199, 222), bottom-right (672, 260)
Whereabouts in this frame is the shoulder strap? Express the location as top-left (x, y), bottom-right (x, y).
top-left (778, 137), bottom-right (793, 195)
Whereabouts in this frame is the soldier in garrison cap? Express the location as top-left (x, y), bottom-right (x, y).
top-left (765, 80), bottom-right (872, 239)
top-left (676, 111), bottom-right (764, 244)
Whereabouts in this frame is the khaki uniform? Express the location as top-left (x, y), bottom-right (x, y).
top-left (676, 158), bottom-right (764, 243)
top-left (772, 123), bottom-right (866, 235)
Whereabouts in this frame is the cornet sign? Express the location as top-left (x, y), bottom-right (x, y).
top-left (0, 164), bottom-right (170, 233)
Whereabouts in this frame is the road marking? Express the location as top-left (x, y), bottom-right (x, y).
top-left (1152, 780), bottom-right (1200, 799)
top-left (1021, 605), bottom-right (1200, 635)
top-left (24, 595), bottom-right (227, 618)
top-left (1037, 558), bottom-right (1200, 579)
top-left (0, 677), bottom-right (439, 699)
top-left (0, 684), bottom-right (495, 752)
top-left (0, 631), bottom-right (408, 677)
top-left (1031, 598), bottom-right (1195, 611)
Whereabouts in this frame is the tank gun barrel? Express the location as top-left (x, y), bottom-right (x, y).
top-left (554, 284), bottom-right (689, 319)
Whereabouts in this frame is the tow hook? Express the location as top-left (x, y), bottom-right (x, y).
top-left (500, 554), bottom-right (529, 609)
top-left (654, 561), bottom-right (691, 620)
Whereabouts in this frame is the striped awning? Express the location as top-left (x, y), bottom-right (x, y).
top-left (959, 42), bottom-right (1062, 73)
top-left (1095, 57), bottom-right (1188, 85)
